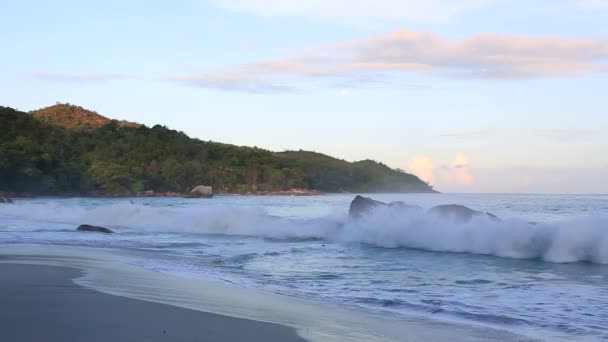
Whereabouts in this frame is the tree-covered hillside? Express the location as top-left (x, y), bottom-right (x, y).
top-left (0, 105), bottom-right (436, 196)
top-left (274, 151), bottom-right (433, 193)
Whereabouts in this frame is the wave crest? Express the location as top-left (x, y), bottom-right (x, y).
top-left (2, 202), bottom-right (608, 264)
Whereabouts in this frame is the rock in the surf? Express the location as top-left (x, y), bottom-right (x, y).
top-left (0, 196), bottom-right (13, 204)
top-left (77, 224), bottom-right (115, 234)
top-left (348, 195), bottom-right (421, 218)
top-left (190, 185), bottom-right (213, 198)
top-left (427, 204), bottom-right (500, 222)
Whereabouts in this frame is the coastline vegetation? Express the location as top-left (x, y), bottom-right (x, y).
top-left (0, 104), bottom-right (436, 196)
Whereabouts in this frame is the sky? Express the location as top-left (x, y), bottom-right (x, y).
top-left (1, 0), bottom-right (607, 193)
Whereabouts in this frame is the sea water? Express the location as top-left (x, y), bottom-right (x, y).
top-left (1, 194), bottom-right (607, 341)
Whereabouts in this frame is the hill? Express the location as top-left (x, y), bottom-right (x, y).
top-left (275, 151), bottom-right (433, 193)
top-left (30, 103), bottom-right (140, 129)
top-left (0, 104), bottom-right (436, 196)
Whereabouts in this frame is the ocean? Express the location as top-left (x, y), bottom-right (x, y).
top-left (1, 194), bottom-right (607, 341)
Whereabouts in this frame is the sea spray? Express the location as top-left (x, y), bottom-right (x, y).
top-left (2, 200), bottom-right (608, 264)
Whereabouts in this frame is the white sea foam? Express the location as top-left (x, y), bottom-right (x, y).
top-left (1, 201), bottom-right (607, 264)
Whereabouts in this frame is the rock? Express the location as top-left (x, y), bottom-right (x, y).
top-left (348, 196), bottom-right (499, 222)
top-left (348, 195), bottom-right (386, 218)
top-left (164, 192), bottom-right (183, 197)
top-left (388, 201), bottom-right (417, 210)
top-left (485, 212), bottom-right (501, 221)
top-left (77, 224), bottom-right (114, 234)
top-left (0, 196), bottom-right (13, 204)
top-left (190, 185), bottom-right (213, 198)
top-left (137, 190), bottom-right (156, 197)
top-left (348, 195), bottom-right (421, 218)
top-left (427, 204), bottom-right (500, 222)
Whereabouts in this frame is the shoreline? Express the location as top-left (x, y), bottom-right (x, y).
top-left (0, 244), bottom-right (539, 342)
top-left (1, 191), bottom-right (446, 200)
top-left (0, 190), bottom-right (327, 199)
top-left (0, 263), bottom-right (305, 342)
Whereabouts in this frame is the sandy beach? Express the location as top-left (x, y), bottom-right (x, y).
top-left (0, 244), bottom-right (535, 342)
top-left (0, 263), bottom-right (305, 342)
top-left (0, 264), bottom-right (304, 342)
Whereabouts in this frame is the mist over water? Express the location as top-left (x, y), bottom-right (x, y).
top-left (3, 197), bottom-right (607, 264)
top-left (1, 194), bottom-right (608, 341)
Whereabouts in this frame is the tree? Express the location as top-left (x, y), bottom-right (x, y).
top-left (88, 162), bottom-right (134, 195)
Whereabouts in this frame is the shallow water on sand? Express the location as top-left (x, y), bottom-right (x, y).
top-left (1, 194), bottom-right (608, 341)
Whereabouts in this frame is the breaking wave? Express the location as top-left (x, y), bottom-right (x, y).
top-left (1, 202), bottom-right (608, 264)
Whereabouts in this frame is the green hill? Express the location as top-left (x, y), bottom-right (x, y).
top-left (275, 151), bottom-right (433, 193)
top-left (0, 105), bottom-right (437, 196)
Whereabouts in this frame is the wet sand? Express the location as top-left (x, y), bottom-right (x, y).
top-left (0, 263), bottom-right (305, 342)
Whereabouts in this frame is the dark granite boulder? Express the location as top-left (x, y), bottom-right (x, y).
top-left (348, 195), bottom-right (421, 218)
top-left (349, 196), bottom-right (500, 222)
top-left (348, 195), bottom-right (385, 218)
top-left (0, 196), bottom-right (13, 204)
top-left (427, 204), bottom-right (500, 222)
top-left (77, 224), bottom-right (114, 234)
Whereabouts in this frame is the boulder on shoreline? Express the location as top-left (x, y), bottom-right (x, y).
top-left (77, 224), bottom-right (114, 234)
top-left (348, 195), bottom-right (421, 218)
top-left (190, 185), bottom-right (213, 198)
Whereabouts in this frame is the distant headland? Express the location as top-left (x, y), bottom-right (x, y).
top-left (0, 103), bottom-right (437, 197)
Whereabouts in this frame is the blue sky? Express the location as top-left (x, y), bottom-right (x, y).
top-left (1, 0), bottom-right (607, 193)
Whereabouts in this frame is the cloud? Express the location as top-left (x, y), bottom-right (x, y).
top-left (168, 74), bottom-right (297, 93)
top-left (440, 130), bottom-right (502, 138)
top-left (440, 128), bottom-right (606, 142)
top-left (408, 153), bottom-right (608, 193)
top-left (409, 156), bottom-right (436, 183)
top-left (207, 0), bottom-right (493, 23)
top-left (173, 29), bottom-right (608, 92)
top-left (440, 154), bottom-right (474, 186)
top-left (408, 154), bottom-right (474, 187)
top-left (24, 72), bottom-right (130, 82)
top-left (533, 128), bottom-right (606, 141)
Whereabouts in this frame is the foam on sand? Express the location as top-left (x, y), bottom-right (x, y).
top-left (0, 244), bottom-right (538, 342)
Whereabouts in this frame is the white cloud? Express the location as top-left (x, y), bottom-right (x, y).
top-left (172, 29), bottom-right (608, 92)
top-left (24, 72), bottom-right (130, 82)
top-left (408, 154), bottom-right (474, 188)
top-left (409, 158), bottom-right (608, 193)
top-left (207, 0), bottom-right (493, 23)
top-left (533, 128), bottom-right (606, 142)
top-left (440, 128), bottom-right (606, 142)
top-left (440, 154), bottom-right (474, 186)
top-left (409, 155), bottom-right (435, 183)
top-left (168, 73), bottom-right (297, 93)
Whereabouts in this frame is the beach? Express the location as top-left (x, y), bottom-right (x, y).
top-left (0, 263), bottom-right (305, 342)
top-left (0, 242), bottom-right (538, 342)
top-left (3, 2), bottom-right (606, 340)
top-left (2, 194), bottom-right (606, 341)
